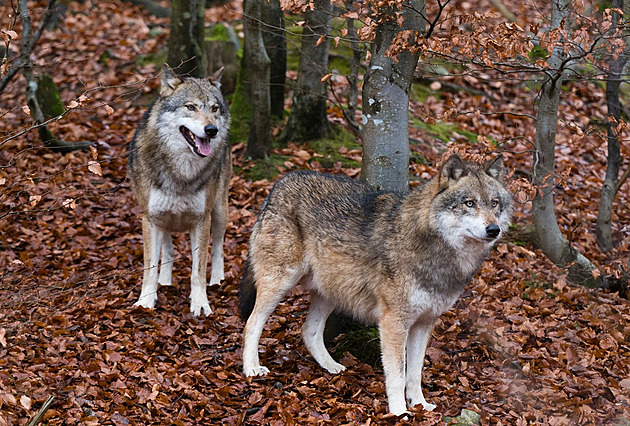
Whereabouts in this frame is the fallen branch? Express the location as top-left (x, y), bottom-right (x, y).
top-left (26, 395), bottom-right (55, 426)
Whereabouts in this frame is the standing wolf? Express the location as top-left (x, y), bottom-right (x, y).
top-left (128, 64), bottom-right (231, 316)
top-left (239, 154), bottom-right (512, 415)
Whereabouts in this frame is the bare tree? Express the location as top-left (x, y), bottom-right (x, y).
top-left (532, 0), bottom-right (597, 285)
top-left (167, 0), bottom-right (206, 77)
top-left (596, 0), bottom-right (628, 253)
top-left (261, 0), bottom-right (286, 119)
top-left (360, 1), bottom-right (426, 192)
top-left (243, 0), bottom-right (271, 159)
top-left (282, 0), bottom-right (333, 143)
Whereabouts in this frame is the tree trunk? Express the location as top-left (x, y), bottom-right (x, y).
top-left (17, 0), bottom-right (90, 153)
top-left (532, 0), bottom-right (597, 286)
top-left (243, 0), bottom-right (271, 159)
top-left (282, 0), bottom-right (332, 143)
top-left (261, 0), bottom-right (286, 118)
top-left (360, 1), bottom-right (425, 192)
top-left (343, 4), bottom-right (362, 136)
top-left (596, 0), bottom-right (627, 253)
top-left (167, 0), bottom-right (206, 77)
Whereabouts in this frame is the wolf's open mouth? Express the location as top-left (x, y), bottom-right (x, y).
top-left (180, 126), bottom-right (212, 157)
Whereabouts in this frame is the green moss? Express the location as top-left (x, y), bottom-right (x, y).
top-left (305, 125), bottom-right (361, 169)
top-left (325, 313), bottom-right (381, 367)
top-left (228, 61), bottom-right (251, 145)
top-left (411, 117), bottom-right (478, 145)
top-left (410, 82), bottom-right (437, 103)
top-left (237, 153), bottom-right (289, 181)
top-left (35, 74), bottom-right (65, 120)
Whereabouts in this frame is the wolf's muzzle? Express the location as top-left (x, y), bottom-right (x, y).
top-left (485, 224), bottom-right (501, 239)
top-left (204, 125), bottom-right (218, 138)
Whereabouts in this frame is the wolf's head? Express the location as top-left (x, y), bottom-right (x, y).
top-left (151, 64), bottom-right (230, 158)
top-left (431, 154), bottom-right (512, 249)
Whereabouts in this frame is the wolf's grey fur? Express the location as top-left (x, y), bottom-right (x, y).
top-left (240, 154), bottom-right (512, 415)
top-left (129, 64), bottom-right (231, 316)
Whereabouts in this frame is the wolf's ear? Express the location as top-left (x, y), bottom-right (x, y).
top-left (160, 64), bottom-right (182, 96)
top-left (485, 155), bottom-right (504, 180)
top-left (438, 154), bottom-right (466, 191)
top-left (208, 67), bottom-right (224, 88)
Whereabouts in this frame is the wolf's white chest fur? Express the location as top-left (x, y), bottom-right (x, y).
top-left (408, 284), bottom-right (462, 322)
top-left (148, 186), bottom-right (207, 232)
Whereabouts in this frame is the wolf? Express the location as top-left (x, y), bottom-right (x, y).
top-left (128, 64), bottom-right (231, 316)
top-left (239, 154), bottom-right (512, 415)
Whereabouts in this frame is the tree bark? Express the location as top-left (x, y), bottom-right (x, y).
top-left (596, 0), bottom-right (627, 253)
top-left (343, 3), bottom-right (362, 136)
top-left (282, 0), bottom-right (333, 143)
top-left (261, 0), bottom-right (286, 118)
top-left (244, 0), bottom-right (271, 159)
top-left (360, 1), bottom-right (425, 192)
top-left (532, 0), bottom-right (597, 285)
top-left (167, 0), bottom-right (206, 77)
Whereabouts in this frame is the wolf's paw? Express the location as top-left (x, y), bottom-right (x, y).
top-left (190, 301), bottom-right (212, 316)
top-left (134, 294), bottom-right (157, 309)
top-left (208, 276), bottom-right (223, 287)
top-left (323, 362), bottom-right (346, 374)
top-left (422, 402), bottom-right (437, 412)
top-left (244, 365), bottom-right (270, 377)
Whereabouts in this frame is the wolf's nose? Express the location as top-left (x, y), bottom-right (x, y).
top-left (204, 125), bottom-right (218, 137)
top-left (486, 224), bottom-right (501, 238)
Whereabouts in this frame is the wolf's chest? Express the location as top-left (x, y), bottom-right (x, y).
top-left (147, 187), bottom-right (208, 232)
top-left (408, 284), bottom-right (462, 321)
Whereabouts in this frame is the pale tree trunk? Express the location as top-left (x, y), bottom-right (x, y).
top-left (282, 0), bottom-right (332, 143)
top-left (244, 0), bottom-right (271, 159)
top-left (360, 1), bottom-right (426, 192)
top-left (596, 0), bottom-right (628, 253)
top-left (261, 0), bottom-right (286, 119)
top-left (167, 0), bottom-right (206, 77)
top-left (532, 0), bottom-right (597, 286)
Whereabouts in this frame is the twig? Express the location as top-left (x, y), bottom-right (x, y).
top-left (26, 395), bottom-right (56, 426)
top-left (615, 165), bottom-right (630, 196)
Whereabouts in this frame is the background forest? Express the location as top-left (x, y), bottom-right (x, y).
top-left (1, 0), bottom-right (630, 424)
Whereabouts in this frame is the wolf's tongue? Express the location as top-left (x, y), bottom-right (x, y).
top-left (195, 135), bottom-right (212, 156)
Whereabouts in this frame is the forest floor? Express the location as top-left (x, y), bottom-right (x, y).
top-left (1, 0), bottom-right (630, 425)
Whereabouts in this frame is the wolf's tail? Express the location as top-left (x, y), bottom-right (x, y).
top-left (238, 258), bottom-right (257, 320)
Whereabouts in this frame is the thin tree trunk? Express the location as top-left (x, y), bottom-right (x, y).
top-left (282, 0), bottom-right (332, 143)
top-left (167, 0), bottom-right (206, 77)
top-left (17, 0), bottom-right (89, 153)
top-left (532, 0), bottom-right (597, 285)
top-left (596, 0), bottom-right (627, 253)
top-left (261, 0), bottom-right (286, 119)
top-left (360, 1), bottom-right (425, 192)
top-left (244, 0), bottom-right (271, 159)
top-left (344, 3), bottom-right (362, 136)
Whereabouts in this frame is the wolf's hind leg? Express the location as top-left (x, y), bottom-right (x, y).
top-left (243, 268), bottom-right (303, 377)
top-left (209, 193), bottom-right (228, 287)
top-left (135, 218), bottom-right (165, 309)
top-left (158, 233), bottom-right (174, 286)
top-left (302, 291), bottom-right (345, 374)
top-left (405, 320), bottom-right (437, 412)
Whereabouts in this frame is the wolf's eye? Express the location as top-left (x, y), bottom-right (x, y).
top-left (185, 104), bottom-right (197, 112)
top-left (491, 200), bottom-right (499, 208)
top-left (211, 105), bottom-right (219, 113)
top-left (464, 200), bottom-right (476, 208)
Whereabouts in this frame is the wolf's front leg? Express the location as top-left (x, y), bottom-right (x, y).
top-left (158, 233), bottom-right (174, 286)
top-left (406, 320), bottom-right (437, 412)
top-left (134, 218), bottom-right (165, 309)
top-left (209, 196), bottom-right (227, 286)
top-left (189, 221), bottom-right (212, 316)
top-left (379, 313), bottom-right (410, 416)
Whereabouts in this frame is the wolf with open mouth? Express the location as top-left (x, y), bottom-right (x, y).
top-left (128, 64), bottom-right (231, 316)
